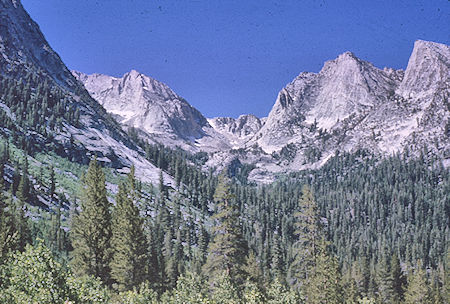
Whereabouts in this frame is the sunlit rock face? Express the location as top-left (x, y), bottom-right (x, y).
top-left (0, 0), bottom-right (174, 185)
top-left (74, 39), bottom-right (450, 183)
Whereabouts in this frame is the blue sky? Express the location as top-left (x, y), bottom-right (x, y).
top-left (22, 0), bottom-right (449, 118)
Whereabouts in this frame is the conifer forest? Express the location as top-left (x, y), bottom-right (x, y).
top-left (0, 117), bottom-right (448, 303)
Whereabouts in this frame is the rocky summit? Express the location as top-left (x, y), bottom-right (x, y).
top-left (75, 40), bottom-right (449, 183)
top-left (242, 40), bottom-right (449, 181)
top-left (73, 70), bottom-right (231, 154)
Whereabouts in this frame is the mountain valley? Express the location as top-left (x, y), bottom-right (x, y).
top-left (75, 41), bottom-right (449, 183)
top-left (0, 0), bottom-right (448, 303)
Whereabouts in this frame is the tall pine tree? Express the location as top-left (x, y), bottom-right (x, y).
top-left (289, 185), bottom-right (321, 288)
top-left (203, 174), bottom-right (248, 286)
top-left (71, 158), bottom-right (112, 285)
top-left (376, 253), bottom-right (394, 303)
top-left (110, 166), bottom-right (148, 291)
top-left (404, 261), bottom-right (430, 304)
top-left (16, 155), bottom-right (31, 203)
top-left (290, 185), bottom-right (342, 302)
top-left (305, 241), bottom-right (343, 304)
top-left (391, 254), bottom-right (406, 303)
top-left (0, 162), bottom-right (16, 262)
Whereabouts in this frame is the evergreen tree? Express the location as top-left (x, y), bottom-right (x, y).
top-left (157, 187), bottom-right (173, 288)
top-left (48, 165), bottom-right (56, 204)
top-left (390, 254), bottom-right (406, 303)
top-left (48, 199), bottom-right (64, 255)
top-left (11, 162), bottom-right (20, 195)
top-left (289, 185), bottom-right (343, 302)
top-left (271, 233), bottom-right (285, 283)
top-left (344, 278), bottom-right (360, 304)
top-left (243, 250), bottom-right (264, 289)
top-left (305, 239), bottom-right (343, 304)
top-left (0, 167), bottom-right (17, 263)
top-left (12, 193), bottom-right (31, 251)
top-left (0, 179), bottom-right (30, 258)
top-left (71, 158), bottom-right (112, 285)
top-left (158, 170), bottom-right (167, 199)
top-left (203, 174), bottom-right (248, 286)
top-left (140, 194), bottom-right (161, 288)
top-left (16, 155), bottom-right (30, 203)
top-left (403, 262), bottom-right (430, 304)
top-left (430, 281), bottom-right (443, 304)
top-left (171, 229), bottom-right (184, 286)
top-left (198, 221), bottom-right (209, 257)
top-left (290, 185), bottom-right (321, 288)
top-left (110, 166), bottom-right (148, 291)
top-left (376, 254), bottom-right (394, 303)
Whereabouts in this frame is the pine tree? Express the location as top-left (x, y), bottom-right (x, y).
top-left (403, 262), bottom-right (430, 304)
top-left (0, 166), bottom-right (17, 263)
top-left (157, 187), bottom-right (173, 288)
top-left (202, 174), bottom-right (248, 286)
top-left (171, 229), bottom-right (184, 284)
top-left (110, 166), bottom-right (148, 291)
top-left (344, 278), bottom-right (360, 304)
top-left (140, 194), bottom-right (160, 287)
top-left (376, 254), bottom-right (394, 303)
top-left (16, 155), bottom-right (30, 203)
top-left (12, 194), bottom-right (31, 251)
top-left (11, 162), bottom-right (20, 195)
top-left (49, 200), bottom-right (64, 255)
top-left (11, 157), bottom-right (32, 251)
top-left (158, 170), bottom-right (167, 199)
top-left (243, 250), bottom-right (264, 289)
top-left (71, 158), bottom-right (112, 285)
top-left (289, 185), bottom-right (343, 302)
top-left (271, 233), bottom-right (285, 283)
top-left (290, 185), bottom-right (321, 288)
top-left (165, 254), bottom-right (179, 290)
top-left (195, 215), bottom-right (209, 270)
top-left (305, 238), bottom-right (343, 304)
top-left (48, 165), bottom-right (56, 204)
top-left (430, 281), bottom-right (443, 304)
top-left (390, 254), bottom-right (406, 303)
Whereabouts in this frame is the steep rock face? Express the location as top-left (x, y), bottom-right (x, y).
top-left (254, 51), bottom-right (399, 153)
top-left (397, 40), bottom-right (450, 98)
top-left (208, 114), bottom-right (264, 148)
top-left (73, 70), bottom-right (209, 140)
top-left (73, 70), bottom-right (231, 153)
top-left (396, 40), bottom-right (450, 163)
top-left (0, 0), bottom-right (172, 185)
top-left (0, 0), bottom-right (80, 90)
top-left (240, 40), bottom-right (449, 182)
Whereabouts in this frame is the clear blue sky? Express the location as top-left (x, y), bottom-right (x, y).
top-left (22, 0), bottom-right (449, 118)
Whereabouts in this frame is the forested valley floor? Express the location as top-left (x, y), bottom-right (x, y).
top-left (0, 133), bottom-right (448, 303)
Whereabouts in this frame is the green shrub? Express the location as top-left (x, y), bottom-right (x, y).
top-left (0, 242), bottom-right (70, 303)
